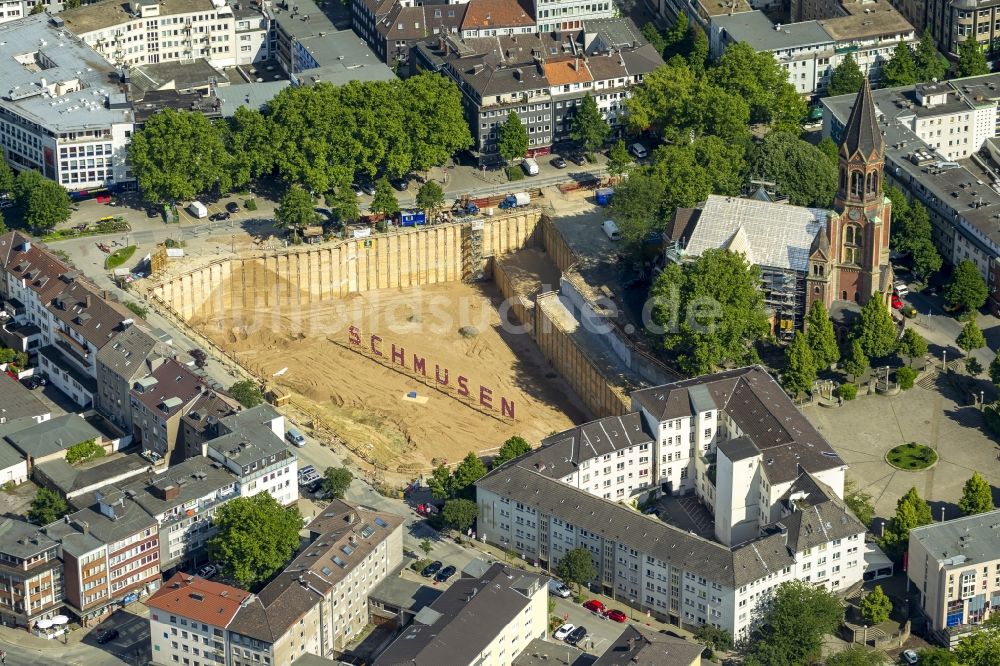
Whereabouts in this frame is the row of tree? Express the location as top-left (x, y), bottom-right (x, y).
top-left (129, 74), bottom-right (473, 203)
top-left (884, 186), bottom-right (942, 283)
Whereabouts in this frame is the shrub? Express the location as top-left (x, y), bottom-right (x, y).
top-left (896, 366), bottom-right (916, 390)
top-left (124, 301), bottom-right (149, 319)
top-left (507, 167), bottom-right (525, 181)
top-left (836, 383), bottom-right (858, 400)
top-left (65, 439), bottom-right (105, 465)
top-left (966, 358), bottom-right (984, 375)
top-left (244, 199), bottom-right (258, 211)
top-left (410, 558), bottom-right (431, 573)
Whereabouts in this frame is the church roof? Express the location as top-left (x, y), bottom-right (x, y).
top-left (840, 77), bottom-right (884, 159)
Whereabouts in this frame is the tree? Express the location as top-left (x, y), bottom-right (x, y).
top-left (915, 32), bottom-right (948, 83)
top-left (497, 113), bottom-right (529, 165)
top-left (954, 626), bottom-right (1000, 666)
top-left (441, 498), bottom-right (478, 532)
top-left (229, 379), bottom-right (263, 408)
top-left (881, 42), bottom-right (918, 87)
top-left (415, 180), bottom-right (445, 216)
top-left (710, 43), bottom-right (805, 130)
top-left (853, 297), bottom-right (897, 359)
top-left (663, 11), bottom-right (689, 60)
top-left (956, 33), bottom-right (990, 78)
top-left (896, 365), bottom-right (917, 389)
top-left (428, 464), bottom-right (452, 501)
top-left (29, 3), bottom-right (44, 14)
top-left (570, 94), bottom-right (610, 154)
top-left (783, 332), bottom-right (816, 397)
top-left (21, 178), bottom-right (71, 231)
top-left (744, 580), bottom-right (843, 666)
top-left (817, 136), bottom-right (839, 165)
top-left (208, 494), bottom-right (302, 588)
top-left (65, 439), bottom-right (105, 465)
top-left (825, 645), bottom-right (890, 666)
top-left (555, 547), bottom-right (597, 592)
top-left (329, 184), bottom-right (360, 227)
top-left (879, 486), bottom-right (933, 556)
top-left (694, 625), bottom-right (733, 653)
top-left (892, 201), bottom-right (941, 282)
top-left (189, 349), bottom-right (208, 369)
top-left (607, 139), bottom-right (631, 179)
top-left (493, 436), bottom-right (531, 468)
top-left (129, 108), bottom-right (231, 203)
top-left (860, 585), bottom-right (893, 625)
top-left (828, 54), bottom-right (865, 97)
top-left (844, 478), bottom-right (875, 527)
top-left (322, 467), bottom-right (353, 499)
top-left (916, 647), bottom-right (959, 666)
top-left (419, 539), bottom-right (433, 557)
top-left (806, 300), bottom-right (840, 368)
top-left (750, 131), bottom-right (837, 207)
top-left (451, 451), bottom-right (487, 498)
top-left (275, 184), bottom-right (317, 234)
top-left (641, 22), bottom-right (668, 57)
top-left (990, 354), bottom-right (1000, 386)
top-left (687, 24), bottom-right (710, 74)
top-left (897, 328), bottom-right (928, 367)
top-left (651, 249), bottom-right (770, 376)
top-left (402, 73), bottom-right (473, 172)
top-left (227, 107), bottom-right (275, 189)
top-left (959, 472), bottom-right (994, 515)
top-left (947, 260), bottom-right (988, 313)
top-left (370, 177), bottom-right (400, 220)
top-left (958, 319), bottom-right (986, 356)
top-left (911, 238), bottom-right (943, 283)
top-left (843, 339), bottom-right (869, 384)
top-left (0, 210), bottom-right (6, 236)
top-left (0, 159), bottom-right (14, 198)
top-left (28, 488), bottom-right (68, 525)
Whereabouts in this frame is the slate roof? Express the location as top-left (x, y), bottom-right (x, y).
top-left (592, 624), bottom-right (704, 666)
top-left (0, 439), bottom-right (24, 472)
top-left (123, 456), bottom-right (237, 519)
top-left (0, 232), bottom-right (73, 305)
top-left (35, 453), bottom-right (150, 498)
top-left (840, 77), bottom-right (884, 159)
top-left (46, 280), bottom-right (134, 350)
top-left (131, 358), bottom-right (204, 419)
top-left (207, 404), bottom-right (288, 467)
top-left (97, 326), bottom-right (161, 383)
top-left (716, 435), bottom-right (759, 463)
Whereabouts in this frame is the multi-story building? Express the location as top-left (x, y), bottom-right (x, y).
top-left (178, 390), bottom-right (241, 460)
top-left (373, 562), bottom-right (548, 666)
top-left (531, 0), bottom-right (614, 33)
top-left (0, 518), bottom-right (64, 629)
top-left (96, 325), bottom-right (170, 433)
top-left (460, 0), bottom-right (536, 38)
top-left (0, 0), bottom-right (24, 24)
top-left (130, 358), bottom-right (206, 463)
top-left (147, 572), bottom-right (251, 666)
top-left (892, 0), bottom-right (1000, 60)
top-left (0, 15), bottom-right (135, 192)
top-left (592, 625), bottom-right (704, 666)
top-left (352, 0), bottom-right (467, 66)
top-left (203, 405), bottom-right (297, 505)
top-left (907, 509), bottom-right (1000, 647)
top-left (226, 500), bottom-right (403, 662)
top-left (477, 366), bottom-right (866, 639)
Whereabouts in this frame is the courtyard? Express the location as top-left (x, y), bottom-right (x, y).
top-left (803, 380), bottom-right (1000, 523)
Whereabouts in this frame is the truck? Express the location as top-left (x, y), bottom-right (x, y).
top-left (498, 192), bottom-right (531, 209)
top-left (187, 201), bottom-right (208, 219)
top-left (595, 187), bottom-right (613, 206)
top-left (398, 210), bottom-right (427, 227)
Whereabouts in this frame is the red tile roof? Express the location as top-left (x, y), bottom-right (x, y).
top-left (461, 0), bottom-right (534, 30)
top-left (148, 573), bottom-right (251, 627)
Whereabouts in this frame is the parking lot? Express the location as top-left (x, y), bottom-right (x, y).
top-left (84, 608), bottom-right (151, 665)
top-left (550, 595), bottom-right (631, 655)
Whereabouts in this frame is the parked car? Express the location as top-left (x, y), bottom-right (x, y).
top-left (197, 564), bottom-right (217, 578)
top-left (306, 479), bottom-right (323, 494)
top-left (210, 211), bottom-right (230, 221)
top-left (360, 181), bottom-right (377, 196)
top-left (391, 177), bottom-right (409, 191)
top-left (421, 561), bottom-right (443, 577)
top-left (285, 427), bottom-right (306, 447)
top-left (298, 472), bottom-right (320, 487)
top-left (20, 376), bottom-right (44, 390)
top-left (891, 294), bottom-right (903, 309)
top-left (553, 623), bottom-right (575, 640)
top-left (565, 626), bottom-right (587, 646)
top-left (583, 599), bottom-right (605, 613)
top-left (629, 143), bottom-right (648, 159)
top-left (548, 580), bottom-right (572, 598)
top-left (605, 609), bottom-right (627, 623)
top-left (434, 565), bottom-right (457, 583)
top-left (901, 649), bottom-right (919, 664)
top-left (351, 183), bottom-right (363, 197)
top-left (96, 628), bottom-right (119, 644)
top-left (226, 201), bottom-right (240, 214)
top-left (550, 156), bottom-right (567, 169)
top-left (569, 154), bottom-right (587, 166)
top-left (298, 465), bottom-right (316, 478)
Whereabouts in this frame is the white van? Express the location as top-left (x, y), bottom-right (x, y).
top-left (602, 219), bottom-right (620, 241)
top-left (521, 158), bottom-right (539, 176)
top-left (893, 281), bottom-right (909, 297)
top-left (188, 201), bottom-right (208, 219)
top-left (629, 143), bottom-right (648, 159)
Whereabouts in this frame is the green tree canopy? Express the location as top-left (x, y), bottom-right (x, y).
top-left (227, 106), bottom-right (275, 189)
top-left (607, 139), bottom-right (631, 179)
top-left (28, 488), bottom-right (69, 525)
top-left (954, 626), bottom-right (1000, 666)
top-left (329, 184), bottom-right (361, 227)
top-left (687, 24), bottom-right (710, 73)
top-left (651, 249), bottom-right (770, 376)
top-left (845, 478), bottom-right (875, 527)
top-left (275, 184), bottom-right (318, 233)
top-left (710, 43), bottom-right (805, 130)
top-left (959, 472), bottom-right (994, 515)
top-left (662, 12), bottom-right (688, 60)
top-left (843, 338), bottom-right (870, 384)
top-left (957, 34), bottom-right (990, 78)
top-left (750, 131), bottom-right (837, 207)
top-left (415, 180), bottom-right (445, 216)
top-left (854, 297), bottom-right (897, 359)
top-left (957, 319), bottom-right (986, 355)
top-left (898, 328), bottom-right (928, 367)
top-left (825, 645), bottom-right (890, 666)
top-left (370, 177), bottom-right (400, 219)
top-left (129, 108), bottom-right (231, 203)
top-left (402, 73), bottom-right (474, 172)
top-left (641, 22), bottom-right (668, 57)
top-left (881, 42), bottom-right (918, 87)
top-left (917, 647), bottom-right (959, 666)
top-left (451, 451), bottom-right (487, 498)
top-left (991, 354), bottom-right (1000, 387)
top-left (555, 547), bottom-right (597, 591)
top-left (744, 580), bottom-right (843, 666)
top-left (322, 467), bottom-right (353, 499)
top-left (498, 113), bottom-right (529, 164)
top-left (946, 260), bottom-right (988, 313)
top-left (229, 379), bottom-right (263, 408)
top-left (570, 94), bottom-right (610, 153)
top-left (890, 197), bottom-right (941, 282)
top-left (879, 486), bottom-right (933, 556)
top-left (827, 54), bottom-right (864, 97)
top-left (21, 178), bottom-right (71, 231)
top-left (441, 498), bottom-right (478, 532)
top-left (208, 494), bottom-right (302, 588)
top-left (0, 159), bottom-right (14, 197)
top-left (783, 331), bottom-right (816, 396)
top-left (65, 439), bottom-right (105, 465)
top-left (817, 136), bottom-right (839, 165)
top-left (859, 585), bottom-right (893, 624)
top-left (915, 32), bottom-right (948, 83)
top-left (428, 464), bottom-right (452, 501)
top-left (493, 436), bottom-right (532, 468)
top-left (693, 625), bottom-right (732, 653)
top-left (806, 300), bottom-right (840, 367)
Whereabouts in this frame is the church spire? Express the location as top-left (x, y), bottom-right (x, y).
top-left (839, 77), bottom-right (884, 161)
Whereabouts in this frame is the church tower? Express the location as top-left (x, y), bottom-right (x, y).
top-left (824, 77), bottom-right (893, 307)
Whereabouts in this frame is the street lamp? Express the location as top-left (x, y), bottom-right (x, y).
top-left (629, 598), bottom-right (635, 621)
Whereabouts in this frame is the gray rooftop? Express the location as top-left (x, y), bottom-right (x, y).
top-left (0, 517), bottom-right (59, 560)
top-left (35, 452), bottom-right (150, 499)
top-left (520, 413), bottom-right (653, 481)
top-left (368, 576), bottom-right (442, 614)
top-left (207, 404), bottom-right (292, 467)
top-left (97, 326), bottom-right (160, 382)
top-left (714, 10), bottom-right (833, 52)
top-left (592, 624), bottom-right (704, 666)
top-left (217, 81), bottom-right (290, 116)
top-left (4, 414), bottom-right (103, 460)
top-left (123, 456), bottom-right (237, 518)
top-left (0, 375), bottom-right (51, 422)
top-left (0, 438), bottom-right (24, 472)
top-left (0, 14), bottom-right (134, 132)
top-left (910, 508), bottom-right (1000, 568)
top-left (513, 638), bottom-right (588, 666)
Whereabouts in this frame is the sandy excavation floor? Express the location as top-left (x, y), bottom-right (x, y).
top-left (192, 282), bottom-right (585, 473)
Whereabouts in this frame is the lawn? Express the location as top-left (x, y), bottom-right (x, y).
top-left (104, 245), bottom-right (136, 270)
top-left (886, 442), bottom-right (937, 471)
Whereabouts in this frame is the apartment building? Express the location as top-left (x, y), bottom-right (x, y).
top-left (531, 0), bottom-right (614, 33)
top-left (226, 500), bottom-right (403, 662)
top-left (0, 15), bottom-right (135, 192)
top-left (478, 367), bottom-right (865, 639)
top-left (0, 0), bottom-right (23, 24)
top-left (592, 625), bottom-right (704, 666)
top-left (148, 573), bottom-right (251, 666)
top-left (460, 0), bottom-right (536, 38)
top-left (0, 518), bottom-right (64, 629)
top-left (892, 0), bottom-right (1000, 60)
top-left (907, 509), bottom-right (1000, 647)
top-left (373, 562), bottom-right (548, 666)
top-left (178, 390), bottom-right (241, 460)
top-left (203, 405), bottom-right (297, 505)
top-left (352, 0), bottom-right (467, 66)
top-left (96, 325), bottom-right (170, 433)
top-left (130, 358), bottom-right (206, 462)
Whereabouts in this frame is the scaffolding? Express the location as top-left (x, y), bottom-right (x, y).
top-left (462, 219), bottom-right (485, 282)
top-left (761, 267), bottom-right (806, 340)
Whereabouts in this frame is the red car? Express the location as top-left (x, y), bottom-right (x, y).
top-left (605, 609), bottom-right (627, 623)
top-left (891, 294), bottom-right (903, 309)
top-left (583, 599), bottom-right (605, 613)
